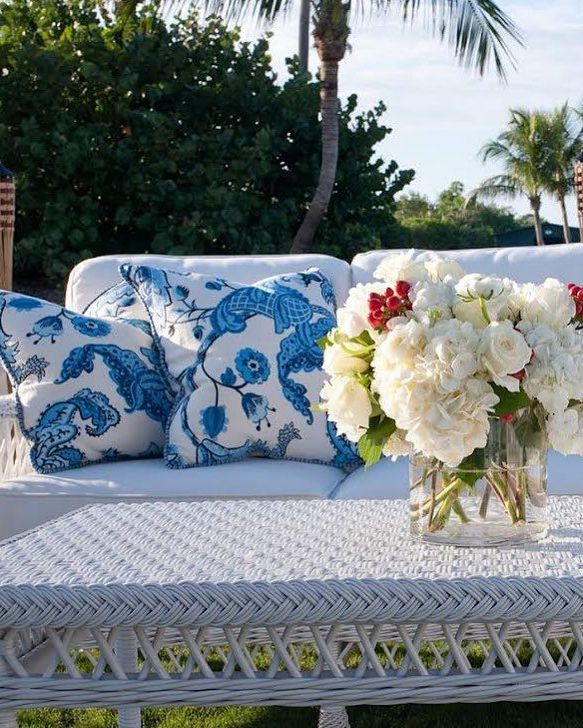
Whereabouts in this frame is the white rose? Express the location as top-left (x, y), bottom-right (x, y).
top-left (478, 321), bottom-right (532, 392)
top-left (323, 340), bottom-right (369, 375)
top-left (453, 274), bottom-right (516, 329)
top-left (515, 278), bottom-right (576, 330)
top-left (336, 282), bottom-right (386, 337)
top-left (320, 376), bottom-right (372, 443)
top-left (374, 250), bottom-right (429, 288)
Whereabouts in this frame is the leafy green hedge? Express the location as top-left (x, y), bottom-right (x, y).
top-left (0, 0), bottom-right (413, 281)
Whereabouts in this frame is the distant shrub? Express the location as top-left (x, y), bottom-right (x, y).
top-left (0, 0), bottom-right (413, 281)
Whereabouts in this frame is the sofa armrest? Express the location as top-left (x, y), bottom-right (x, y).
top-left (0, 394), bottom-right (31, 480)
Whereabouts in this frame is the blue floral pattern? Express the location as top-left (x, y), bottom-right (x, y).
top-left (235, 348), bottom-right (271, 384)
top-left (0, 292), bottom-right (174, 474)
top-left (122, 265), bottom-right (361, 472)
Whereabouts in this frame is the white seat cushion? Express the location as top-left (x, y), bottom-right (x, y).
top-left (332, 451), bottom-right (583, 500)
top-left (351, 245), bottom-right (583, 285)
top-left (67, 254), bottom-right (353, 312)
top-left (0, 458), bottom-right (343, 539)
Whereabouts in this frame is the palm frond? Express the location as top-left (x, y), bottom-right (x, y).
top-left (467, 174), bottom-right (523, 203)
top-left (161, 0), bottom-right (294, 23)
top-left (394, 0), bottom-right (522, 80)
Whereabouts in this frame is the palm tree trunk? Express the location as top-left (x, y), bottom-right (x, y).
top-left (558, 194), bottom-right (571, 243)
top-left (531, 196), bottom-right (544, 246)
top-left (290, 57), bottom-right (341, 253)
top-left (298, 0), bottom-right (310, 73)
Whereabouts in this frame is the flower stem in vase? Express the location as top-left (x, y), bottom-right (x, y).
top-left (486, 469), bottom-right (519, 524)
top-left (452, 498), bottom-right (470, 523)
top-left (478, 486), bottom-right (491, 520)
top-left (411, 476), bottom-right (462, 521)
top-left (428, 476), bottom-right (467, 532)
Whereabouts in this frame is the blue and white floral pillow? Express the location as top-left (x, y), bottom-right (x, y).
top-left (121, 265), bottom-right (361, 472)
top-left (0, 291), bottom-right (174, 474)
top-left (83, 280), bottom-right (148, 322)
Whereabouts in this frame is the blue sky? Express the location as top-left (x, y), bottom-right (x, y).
top-left (241, 0), bottom-right (582, 224)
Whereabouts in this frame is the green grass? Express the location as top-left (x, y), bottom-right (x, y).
top-left (15, 702), bottom-right (583, 728)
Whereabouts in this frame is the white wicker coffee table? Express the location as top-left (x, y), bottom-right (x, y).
top-left (2, 498), bottom-right (583, 728)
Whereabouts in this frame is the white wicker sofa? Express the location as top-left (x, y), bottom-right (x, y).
top-left (1, 244), bottom-right (583, 539)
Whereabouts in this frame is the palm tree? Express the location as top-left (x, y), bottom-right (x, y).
top-left (163, 0), bottom-right (522, 253)
top-left (539, 104), bottom-right (583, 243)
top-left (470, 109), bottom-right (548, 246)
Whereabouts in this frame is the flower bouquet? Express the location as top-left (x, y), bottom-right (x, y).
top-left (319, 251), bottom-right (583, 545)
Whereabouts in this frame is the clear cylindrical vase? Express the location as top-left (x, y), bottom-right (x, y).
top-left (410, 415), bottom-right (548, 547)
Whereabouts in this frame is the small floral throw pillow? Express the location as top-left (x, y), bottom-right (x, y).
top-left (0, 291), bottom-right (174, 474)
top-left (121, 264), bottom-right (360, 472)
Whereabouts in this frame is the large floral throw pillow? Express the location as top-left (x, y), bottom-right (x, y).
top-left (121, 264), bottom-right (360, 472)
top-left (0, 291), bottom-right (174, 474)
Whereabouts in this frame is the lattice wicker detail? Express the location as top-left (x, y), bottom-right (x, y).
top-left (0, 392), bottom-right (31, 480)
top-left (2, 620), bottom-right (583, 710)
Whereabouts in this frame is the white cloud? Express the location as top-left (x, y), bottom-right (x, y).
top-left (240, 0), bottom-right (582, 222)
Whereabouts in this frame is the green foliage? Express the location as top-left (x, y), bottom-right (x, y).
top-left (491, 382), bottom-right (530, 417)
top-left (393, 181), bottom-right (521, 249)
top-left (0, 0), bottom-right (413, 281)
top-left (357, 414), bottom-right (396, 468)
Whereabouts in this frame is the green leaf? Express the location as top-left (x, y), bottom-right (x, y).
top-left (357, 416), bottom-right (397, 469)
top-left (455, 450), bottom-right (485, 489)
top-left (491, 383), bottom-right (531, 417)
top-left (316, 333), bottom-right (333, 350)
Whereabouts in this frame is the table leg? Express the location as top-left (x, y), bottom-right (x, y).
top-left (318, 641), bottom-right (350, 728)
top-left (115, 629), bottom-right (141, 728)
top-left (318, 707), bottom-right (350, 728)
top-left (0, 713), bottom-right (17, 728)
top-left (0, 633), bottom-right (17, 728)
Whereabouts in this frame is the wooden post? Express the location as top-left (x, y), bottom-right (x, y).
top-left (575, 154), bottom-right (583, 244)
top-left (0, 164), bottom-right (14, 290)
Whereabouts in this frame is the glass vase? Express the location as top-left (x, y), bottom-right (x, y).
top-left (409, 414), bottom-right (548, 547)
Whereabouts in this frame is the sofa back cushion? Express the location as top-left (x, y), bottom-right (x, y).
top-left (351, 245), bottom-right (583, 285)
top-left (67, 254), bottom-right (353, 314)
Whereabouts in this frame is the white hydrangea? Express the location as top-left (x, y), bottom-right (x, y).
top-left (373, 362), bottom-right (497, 467)
top-left (372, 317), bottom-right (499, 466)
top-left (519, 322), bottom-right (583, 414)
top-left (410, 279), bottom-right (456, 324)
top-left (336, 282), bottom-right (386, 338)
top-left (374, 250), bottom-right (430, 288)
top-left (547, 407), bottom-right (583, 456)
top-left (423, 319), bottom-right (481, 392)
top-left (372, 318), bottom-right (428, 371)
top-left (514, 278), bottom-right (576, 331)
top-left (382, 429), bottom-right (410, 460)
top-left (423, 256), bottom-right (465, 283)
top-left (319, 375), bottom-right (372, 443)
top-left (406, 377), bottom-right (498, 467)
top-left (453, 274), bottom-right (516, 329)
top-left (374, 250), bottom-right (464, 289)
